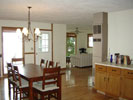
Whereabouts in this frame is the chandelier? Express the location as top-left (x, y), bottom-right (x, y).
top-left (75, 27), bottom-right (80, 34)
top-left (16, 6), bottom-right (41, 41)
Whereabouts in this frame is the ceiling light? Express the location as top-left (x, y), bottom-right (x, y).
top-left (16, 6), bottom-right (41, 41)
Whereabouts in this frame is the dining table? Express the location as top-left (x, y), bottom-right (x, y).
top-left (18, 64), bottom-right (64, 100)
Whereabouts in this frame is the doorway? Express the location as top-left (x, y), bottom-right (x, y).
top-left (2, 27), bottom-right (23, 74)
top-left (66, 33), bottom-right (77, 63)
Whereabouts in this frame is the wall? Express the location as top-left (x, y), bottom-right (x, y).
top-left (53, 24), bottom-right (66, 68)
top-left (108, 9), bottom-right (133, 60)
top-left (0, 20), bottom-right (66, 70)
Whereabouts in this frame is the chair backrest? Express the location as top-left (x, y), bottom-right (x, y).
top-left (47, 61), bottom-right (59, 68)
top-left (7, 63), bottom-right (13, 78)
top-left (12, 66), bottom-right (22, 86)
top-left (42, 67), bottom-right (61, 90)
top-left (55, 62), bottom-right (59, 67)
top-left (40, 59), bottom-right (45, 66)
top-left (48, 61), bottom-right (54, 68)
top-left (12, 58), bottom-right (23, 65)
top-left (45, 60), bottom-right (48, 68)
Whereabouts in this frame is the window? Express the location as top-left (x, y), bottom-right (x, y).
top-left (39, 31), bottom-right (50, 52)
top-left (66, 33), bottom-right (77, 57)
top-left (87, 34), bottom-right (93, 48)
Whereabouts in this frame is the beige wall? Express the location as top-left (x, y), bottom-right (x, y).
top-left (108, 9), bottom-right (133, 60)
top-left (0, 20), bottom-right (66, 68)
top-left (53, 24), bottom-right (66, 68)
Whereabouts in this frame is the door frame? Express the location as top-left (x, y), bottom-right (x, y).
top-left (1, 27), bottom-right (24, 76)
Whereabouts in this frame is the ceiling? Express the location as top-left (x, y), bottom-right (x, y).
top-left (0, 0), bottom-right (133, 29)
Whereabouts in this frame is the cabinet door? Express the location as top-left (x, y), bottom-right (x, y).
top-left (121, 77), bottom-right (133, 99)
top-left (95, 72), bottom-right (106, 92)
top-left (106, 74), bottom-right (120, 97)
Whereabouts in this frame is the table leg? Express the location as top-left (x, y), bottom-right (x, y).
top-left (29, 80), bottom-right (33, 100)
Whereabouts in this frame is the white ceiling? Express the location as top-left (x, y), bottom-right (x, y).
top-left (0, 0), bottom-right (133, 29)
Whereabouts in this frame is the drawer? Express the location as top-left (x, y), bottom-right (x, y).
top-left (122, 69), bottom-right (133, 78)
top-left (107, 67), bottom-right (121, 75)
top-left (95, 64), bottom-right (106, 72)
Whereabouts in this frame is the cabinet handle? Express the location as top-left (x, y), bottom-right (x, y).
top-left (128, 72), bottom-right (133, 74)
top-left (112, 69), bottom-right (116, 71)
top-left (99, 67), bottom-right (103, 69)
top-left (104, 77), bottom-right (106, 81)
top-left (108, 77), bottom-right (109, 82)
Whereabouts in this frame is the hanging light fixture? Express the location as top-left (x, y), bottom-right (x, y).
top-left (16, 6), bottom-right (41, 41)
top-left (75, 27), bottom-right (80, 34)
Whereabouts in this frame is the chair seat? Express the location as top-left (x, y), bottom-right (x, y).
top-left (9, 77), bottom-right (14, 81)
top-left (9, 77), bottom-right (16, 84)
top-left (15, 78), bottom-right (29, 88)
top-left (33, 83), bottom-right (59, 92)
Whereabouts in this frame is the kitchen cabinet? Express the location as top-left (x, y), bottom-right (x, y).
top-left (95, 65), bottom-right (120, 97)
top-left (106, 73), bottom-right (120, 96)
top-left (95, 63), bottom-right (133, 99)
top-left (121, 69), bottom-right (133, 99)
top-left (95, 72), bottom-right (106, 92)
top-left (95, 64), bottom-right (107, 92)
top-left (106, 67), bottom-right (121, 96)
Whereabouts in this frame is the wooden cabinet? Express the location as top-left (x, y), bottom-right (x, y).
top-left (106, 74), bottom-right (120, 96)
top-left (121, 69), bottom-right (133, 99)
top-left (95, 64), bottom-right (133, 99)
top-left (95, 72), bottom-right (106, 92)
top-left (95, 65), bottom-right (121, 97)
top-left (106, 67), bottom-right (121, 96)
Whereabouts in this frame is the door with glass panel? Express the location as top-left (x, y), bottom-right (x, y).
top-left (36, 30), bottom-right (52, 65)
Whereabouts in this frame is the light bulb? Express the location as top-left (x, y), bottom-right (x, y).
top-left (35, 28), bottom-right (40, 36)
top-left (16, 28), bottom-right (22, 34)
top-left (22, 27), bottom-right (28, 36)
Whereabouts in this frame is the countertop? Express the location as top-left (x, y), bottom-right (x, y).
top-left (95, 62), bottom-right (133, 70)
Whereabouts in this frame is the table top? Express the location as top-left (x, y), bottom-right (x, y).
top-left (18, 64), bottom-right (64, 81)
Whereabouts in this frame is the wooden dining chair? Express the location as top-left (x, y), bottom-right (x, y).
top-left (33, 67), bottom-right (61, 100)
top-left (40, 59), bottom-right (45, 66)
top-left (48, 61), bottom-right (54, 68)
top-left (7, 63), bottom-right (16, 99)
top-left (12, 66), bottom-right (29, 100)
top-left (48, 61), bottom-right (59, 68)
top-left (12, 58), bottom-right (23, 65)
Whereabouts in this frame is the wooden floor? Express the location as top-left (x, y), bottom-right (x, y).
top-left (0, 67), bottom-right (118, 100)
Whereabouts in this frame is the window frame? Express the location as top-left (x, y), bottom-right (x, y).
top-left (87, 34), bottom-right (93, 48)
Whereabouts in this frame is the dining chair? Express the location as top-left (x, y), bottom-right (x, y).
top-left (48, 61), bottom-right (59, 68)
top-left (12, 66), bottom-right (29, 100)
top-left (12, 58), bottom-right (23, 65)
top-left (7, 63), bottom-right (16, 99)
top-left (33, 67), bottom-right (61, 100)
top-left (48, 61), bottom-right (54, 68)
top-left (40, 59), bottom-right (45, 67)
top-left (45, 60), bottom-right (48, 68)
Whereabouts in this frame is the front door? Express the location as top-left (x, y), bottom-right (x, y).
top-left (35, 30), bottom-right (52, 65)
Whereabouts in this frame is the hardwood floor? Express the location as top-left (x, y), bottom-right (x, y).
top-left (0, 67), bottom-right (118, 100)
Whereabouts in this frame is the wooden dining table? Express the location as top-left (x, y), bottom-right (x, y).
top-left (18, 64), bottom-right (64, 100)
